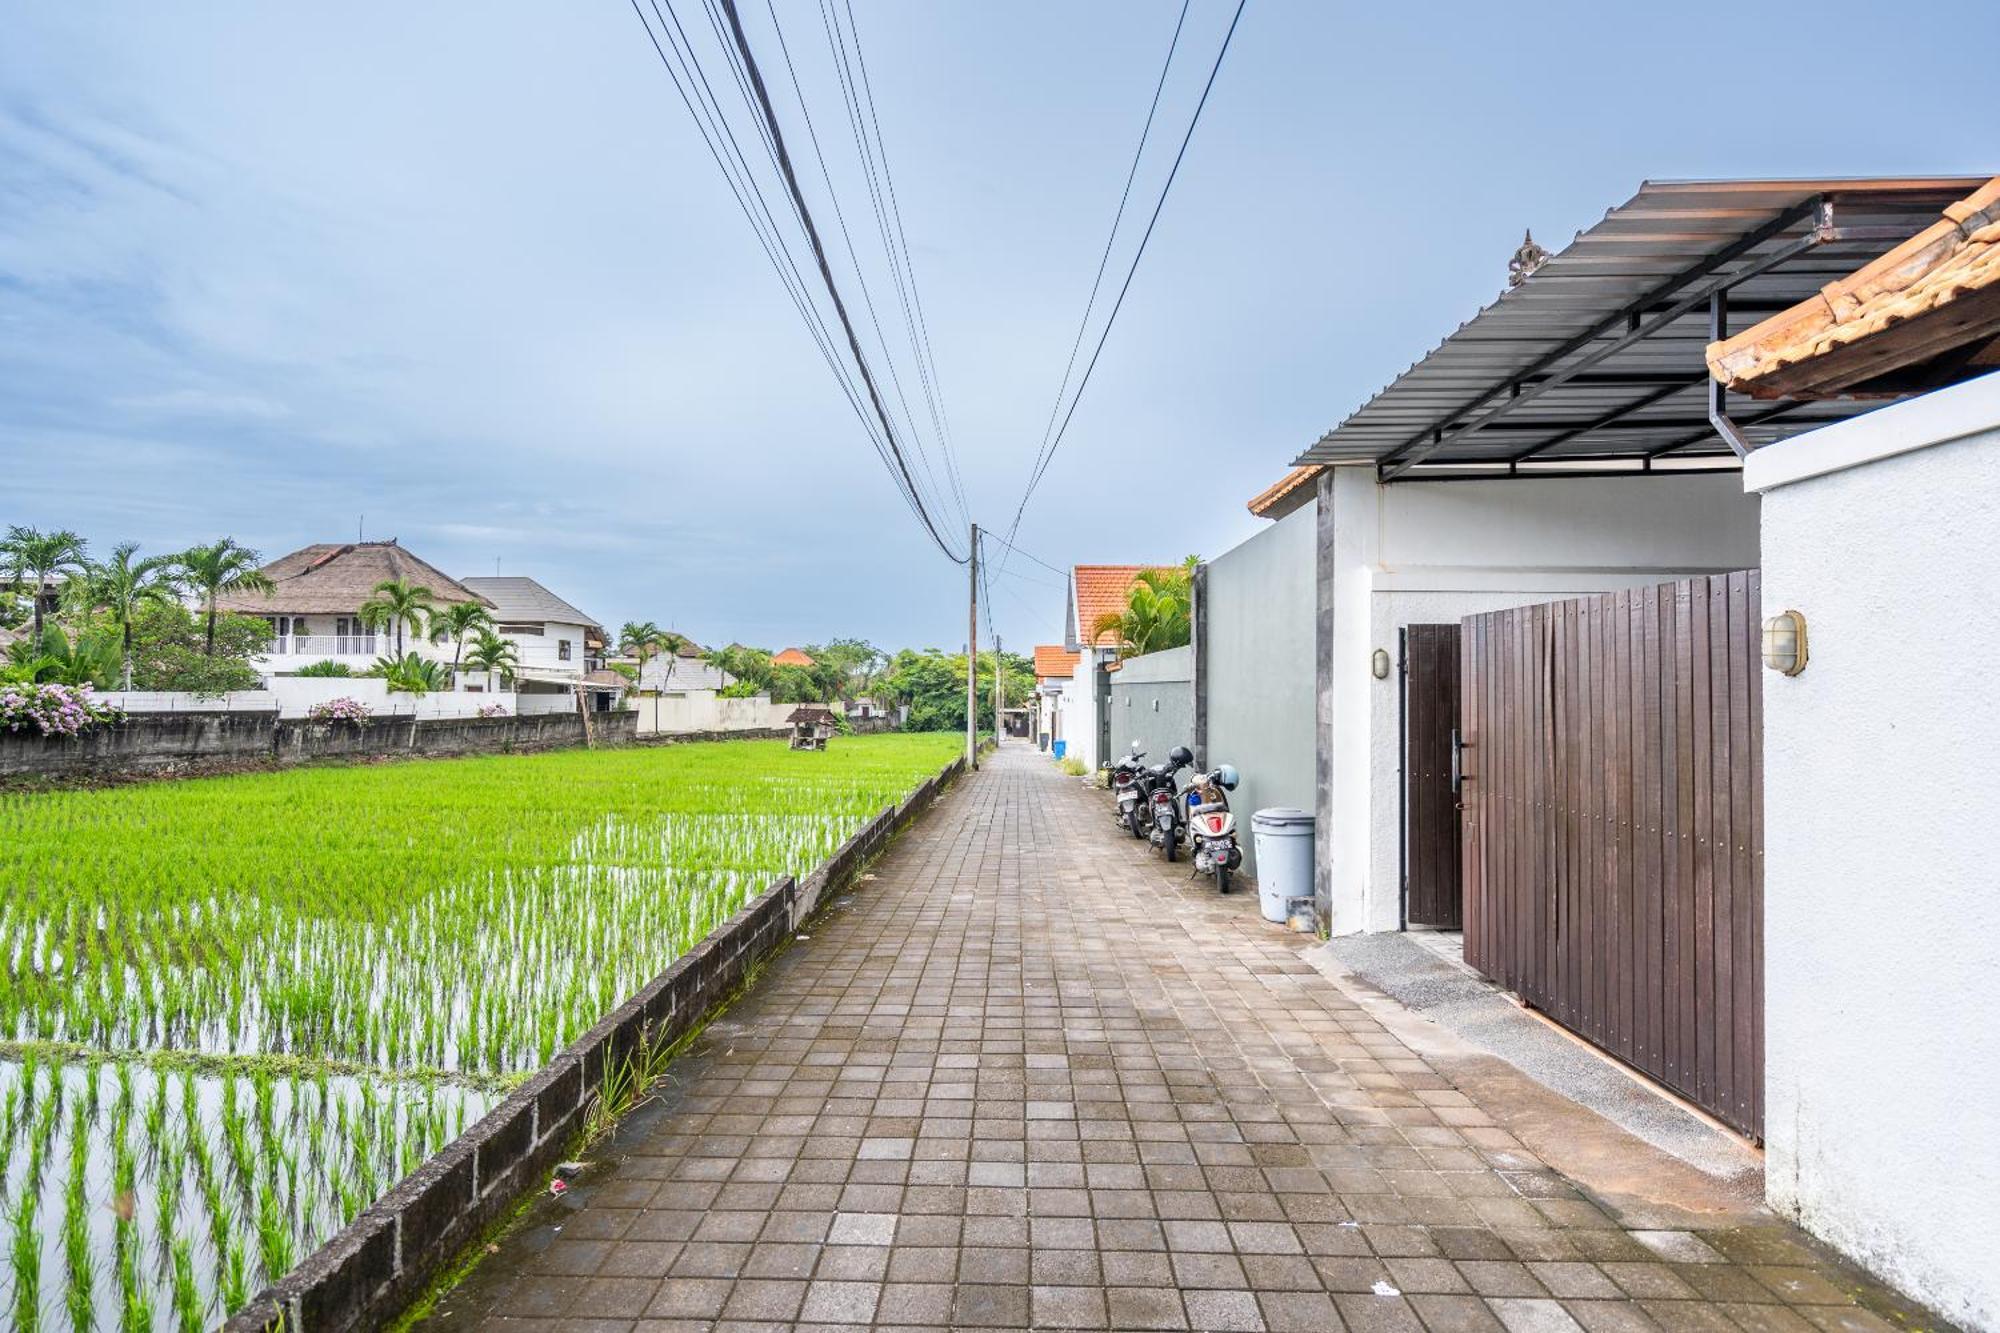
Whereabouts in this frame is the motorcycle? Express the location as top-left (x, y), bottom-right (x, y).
top-left (1110, 743), bottom-right (1148, 839)
top-left (1180, 764), bottom-right (1243, 893)
top-left (1146, 745), bottom-right (1196, 861)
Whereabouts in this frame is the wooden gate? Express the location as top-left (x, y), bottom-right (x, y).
top-left (1460, 572), bottom-right (1764, 1138)
top-left (1404, 623), bottom-right (1462, 928)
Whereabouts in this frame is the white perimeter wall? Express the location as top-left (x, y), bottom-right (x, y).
top-left (1324, 465), bottom-right (1761, 933)
top-left (104, 680), bottom-right (524, 719)
top-left (1748, 373), bottom-right (2000, 1331)
top-left (630, 693), bottom-right (843, 735)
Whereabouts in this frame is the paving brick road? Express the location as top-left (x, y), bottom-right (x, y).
top-left (433, 744), bottom-right (1936, 1332)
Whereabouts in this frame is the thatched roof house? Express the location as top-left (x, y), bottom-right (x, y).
top-left (216, 540), bottom-right (489, 616)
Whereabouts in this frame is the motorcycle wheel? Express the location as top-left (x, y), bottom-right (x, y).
top-left (1214, 862), bottom-right (1232, 894)
top-left (1164, 830), bottom-right (1178, 863)
top-left (1126, 806), bottom-right (1146, 839)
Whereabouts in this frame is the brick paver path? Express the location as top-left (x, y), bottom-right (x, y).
top-left (436, 745), bottom-right (1932, 1332)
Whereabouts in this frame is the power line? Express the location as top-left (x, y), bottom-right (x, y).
top-left (758, 0), bottom-right (965, 538)
top-left (629, 0), bottom-right (912, 509)
top-left (1002, 0), bottom-right (1191, 574)
top-left (981, 528), bottom-right (1069, 582)
top-left (998, 0), bottom-right (1248, 569)
top-left (629, 0), bottom-right (967, 562)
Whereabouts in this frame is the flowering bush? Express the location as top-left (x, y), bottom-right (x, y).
top-left (308, 697), bottom-right (372, 723)
top-left (0, 683), bottom-right (123, 738)
top-left (477, 703), bottom-right (510, 718)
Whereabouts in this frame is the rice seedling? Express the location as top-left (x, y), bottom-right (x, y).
top-left (0, 735), bottom-right (956, 1328)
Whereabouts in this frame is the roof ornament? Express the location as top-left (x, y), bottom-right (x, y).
top-left (1508, 229), bottom-right (1550, 288)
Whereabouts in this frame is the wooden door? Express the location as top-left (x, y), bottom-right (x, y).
top-left (1404, 623), bottom-right (1462, 928)
top-left (1459, 573), bottom-right (1764, 1138)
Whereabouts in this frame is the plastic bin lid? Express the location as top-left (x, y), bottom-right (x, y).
top-left (1252, 807), bottom-right (1314, 830)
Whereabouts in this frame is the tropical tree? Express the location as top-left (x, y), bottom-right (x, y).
top-left (4, 623), bottom-right (122, 688)
top-left (427, 600), bottom-right (494, 684)
top-left (463, 629), bottom-right (519, 692)
top-left (705, 643), bottom-right (773, 692)
top-left (65, 542), bottom-right (180, 689)
top-left (1, 526), bottom-right (89, 642)
top-left (1089, 557), bottom-right (1199, 659)
top-left (366, 651), bottom-right (450, 695)
top-left (177, 538), bottom-right (273, 655)
top-left (358, 579), bottom-right (435, 656)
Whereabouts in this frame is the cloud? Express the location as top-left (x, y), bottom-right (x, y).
top-left (113, 387), bottom-right (292, 419)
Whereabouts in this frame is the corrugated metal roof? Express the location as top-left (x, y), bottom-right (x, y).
top-left (1297, 177), bottom-right (1990, 475)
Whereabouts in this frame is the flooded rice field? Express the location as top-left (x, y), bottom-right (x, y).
top-left (0, 733), bottom-right (957, 1329)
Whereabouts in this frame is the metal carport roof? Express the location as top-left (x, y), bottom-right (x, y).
top-left (1296, 177), bottom-right (1990, 479)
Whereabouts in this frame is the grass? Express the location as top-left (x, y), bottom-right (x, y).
top-left (0, 733), bottom-right (958, 1329)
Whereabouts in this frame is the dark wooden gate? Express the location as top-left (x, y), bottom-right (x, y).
top-left (1404, 623), bottom-right (1462, 928)
top-left (1460, 571), bottom-right (1764, 1138)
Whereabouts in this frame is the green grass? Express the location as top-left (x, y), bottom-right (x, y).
top-left (0, 733), bottom-right (957, 1329)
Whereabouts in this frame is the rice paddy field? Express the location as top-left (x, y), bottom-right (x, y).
top-left (0, 732), bottom-right (959, 1331)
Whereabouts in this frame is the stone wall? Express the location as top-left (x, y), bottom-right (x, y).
top-left (223, 751), bottom-right (967, 1333)
top-left (2, 709), bottom-right (636, 781)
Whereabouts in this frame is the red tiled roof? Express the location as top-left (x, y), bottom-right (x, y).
top-left (772, 647), bottom-right (816, 668)
top-left (1033, 644), bottom-right (1080, 679)
top-left (1073, 565), bottom-right (1175, 647)
top-left (1248, 465), bottom-right (1321, 518)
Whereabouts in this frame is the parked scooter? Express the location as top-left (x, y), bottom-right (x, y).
top-left (1110, 743), bottom-right (1149, 838)
top-left (1180, 765), bottom-right (1243, 893)
top-left (1145, 745), bottom-right (1197, 861)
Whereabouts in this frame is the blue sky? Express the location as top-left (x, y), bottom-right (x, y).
top-left (2, 2), bottom-right (1994, 653)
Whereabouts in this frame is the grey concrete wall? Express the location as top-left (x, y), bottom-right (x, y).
top-left (1203, 500), bottom-right (1318, 876)
top-left (3, 709), bottom-right (637, 782)
top-left (1105, 645), bottom-right (1193, 768)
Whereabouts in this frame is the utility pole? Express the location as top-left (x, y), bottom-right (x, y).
top-left (967, 523), bottom-right (978, 770)
top-left (992, 633), bottom-right (1003, 750)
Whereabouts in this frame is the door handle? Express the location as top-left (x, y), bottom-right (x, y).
top-left (1449, 728), bottom-right (1471, 793)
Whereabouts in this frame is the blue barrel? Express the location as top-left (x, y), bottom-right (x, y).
top-left (1052, 740), bottom-right (1068, 760)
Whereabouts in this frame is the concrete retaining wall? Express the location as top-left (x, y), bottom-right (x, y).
top-left (223, 751), bottom-right (967, 1332)
top-left (2, 710), bottom-right (636, 781)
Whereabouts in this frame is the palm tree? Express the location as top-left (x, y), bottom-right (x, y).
top-left (178, 538), bottom-right (274, 656)
top-left (358, 578), bottom-right (436, 656)
top-left (427, 600), bottom-right (494, 685)
top-left (464, 629), bottom-right (519, 693)
top-left (1, 526), bottom-right (89, 642)
top-left (66, 543), bottom-right (180, 689)
top-left (1090, 557), bottom-right (1199, 659)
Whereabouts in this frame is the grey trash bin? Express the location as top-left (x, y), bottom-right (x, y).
top-left (1251, 808), bottom-right (1315, 923)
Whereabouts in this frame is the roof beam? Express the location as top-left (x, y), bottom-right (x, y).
top-left (1371, 197), bottom-right (1828, 479)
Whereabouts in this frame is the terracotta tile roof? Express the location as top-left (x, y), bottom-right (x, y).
top-left (1708, 176), bottom-right (2000, 399)
top-left (772, 647), bottom-right (816, 668)
top-left (215, 540), bottom-right (489, 615)
top-left (1033, 644), bottom-right (1080, 679)
top-left (1072, 565), bottom-right (1175, 647)
top-left (1248, 464), bottom-right (1322, 518)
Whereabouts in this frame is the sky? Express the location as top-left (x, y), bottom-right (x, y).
top-left (2, 2), bottom-right (1995, 656)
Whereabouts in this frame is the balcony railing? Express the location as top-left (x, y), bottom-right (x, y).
top-left (267, 634), bottom-right (382, 658)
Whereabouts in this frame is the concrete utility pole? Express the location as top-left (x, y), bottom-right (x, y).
top-left (992, 634), bottom-right (1003, 750)
top-left (967, 523), bottom-right (978, 770)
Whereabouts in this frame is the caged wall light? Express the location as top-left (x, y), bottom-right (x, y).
top-left (1762, 609), bottom-right (1808, 675)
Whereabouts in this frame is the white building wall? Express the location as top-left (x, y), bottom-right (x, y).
top-left (1322, 465), bottom-right (1761, 934)
top-left (1747, 373), bottom-right (2000, 1332)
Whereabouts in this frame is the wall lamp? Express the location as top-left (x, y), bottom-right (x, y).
top-left (1371, 648), bottom-right (1392, 680)
top-left (1762, 609), bottom-right (1808, 676)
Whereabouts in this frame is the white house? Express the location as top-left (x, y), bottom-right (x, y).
top-left (1706, 173), bottom-right (2000, 1331)
top-left (458, 576), bottom-right (605, 683)
top-left (1183, 173), bottom-right (1996, 1325)
top-left (1059, 564), bottom-right (1179, 771)
top-left (221, 540), bottom-right (490, 675)
top-left (1031, 644), bottom-right (1080, 754)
